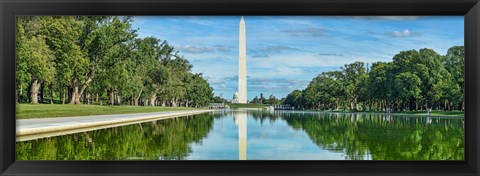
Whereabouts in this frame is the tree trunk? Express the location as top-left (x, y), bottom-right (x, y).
top-left (75, 67), bottom-right (96, 105)
top-left (30, 79), bottom-right (40, 104)
top-left (62, 87), bottom-right (66, 104)
top-left (150, 95), bottom-right (156, 106)
top-left (116, 95), bottom-right (121, 105)
top-left (95, 93), bottom-right (99, 104)
top-left (70, 78), bottom-right (81, 104)
top-left (171, 98), bottom-right (177, 107)
top-left (109, 91), bottom-right (115, 105)
top-left (134, 97), bottom-right (139, 106)
top-left (335, 99), bottom-right (339, 110)
top-left (78, 80), bottom-right (91, 104)
top-left (134, 89), bottom-right (142, 106)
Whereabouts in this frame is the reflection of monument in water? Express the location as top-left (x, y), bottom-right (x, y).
top-left (234, 111), bottom-right (247, 160)
top-left (233, 16), bottom-right (248, 104)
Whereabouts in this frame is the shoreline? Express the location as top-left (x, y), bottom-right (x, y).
top-left (16, 110), bottom-right (214, 142)
top-left (272, 110), bottom-right (464, 118)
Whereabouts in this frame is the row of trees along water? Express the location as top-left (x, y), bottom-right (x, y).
top-left (284, 46), bottom-right (464, 112)
top-left (16, 16), bottom-right (214, 107)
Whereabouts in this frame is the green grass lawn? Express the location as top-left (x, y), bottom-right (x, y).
top-left (16, 104), bottom-right (202, 119)
top-left (226, 103), bottom-right (268, 109)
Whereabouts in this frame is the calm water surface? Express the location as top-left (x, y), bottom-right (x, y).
top-left (16, 110), bottom-right (464, 160)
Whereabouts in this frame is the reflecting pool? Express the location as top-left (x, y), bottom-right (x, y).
top-left (16, 110), bottom-right (464, 160)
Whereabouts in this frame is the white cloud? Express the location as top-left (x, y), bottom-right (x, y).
top-left (354, 16), bottom-right (420, 21)
top-left (205, 76), bottom-right (224, 84)
top-left (281, 27), bottom-right (325, 37)
top-left (205, 76), bottom-right (230, 91)
top-left (214, 45), bottom-right (235, 53)
top-left (175, 45), bottom-right (215, 53)
top-left (389, 29), bottom-right (421, 37)
top-left (252, 54), bottom-right (269, 58)
top-left (255, 53), bottom-right (381, 68)
top-left (170, 16), bottom-right (212, 26)
top-left (273, 66), bottom-right (303, 75)
top-left (258, 45), bottom-right (300, 54)
top-left (391, 29), bottom-right (411, 37)
top-left (318, 53), bottom-right (344, 57)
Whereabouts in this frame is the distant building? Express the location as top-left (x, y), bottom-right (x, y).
top-left (232, 91), bottom-right (239, 103)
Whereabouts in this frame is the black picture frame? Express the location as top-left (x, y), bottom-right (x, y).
top-left (1, 0), bottom-right (479, 175)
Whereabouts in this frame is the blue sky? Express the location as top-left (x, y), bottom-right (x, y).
top-left (131, 16), bottom-right (464, 101)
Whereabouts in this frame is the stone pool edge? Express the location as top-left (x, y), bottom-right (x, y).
top-left (16, 110), bottom-right (215, 141)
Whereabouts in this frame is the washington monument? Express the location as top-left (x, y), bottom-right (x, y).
top-left (237, 16), bottom-right (248, 104)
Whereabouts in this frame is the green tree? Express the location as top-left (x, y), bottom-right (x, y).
top-left (284, 90), bottom-right (303, 109)
top-left (443, 46), bottom-right (464, 110)
top-left (161, 55), bottom-right (192, 107)
top-left (71, 16), bottom-right (137, 104)
top-left (185, 73), bottom-right (214, 107)
top-left (39, 16), bottom-right (86, 104)
top-left (100, 44), bottom-right (132, 105)
top-left (16, 17), bottom-right (56, 104)
top-left (417, 48), bottom-right (446, 110)
top-left (129, 37), bottom-right (160, 106)
top-left (285, 46), bottom-right (463, 112)
top-left (367, 62), bottom-right (394, 111)
top-left (16, 16), bottom-right (215, 107)
top-left (393, 72), bottom-right (422, 110)
top-left (340, 61), bottom-right (367, 111)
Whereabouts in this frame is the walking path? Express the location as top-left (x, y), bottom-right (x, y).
top-left (16, 110), bottom-right (213, 142)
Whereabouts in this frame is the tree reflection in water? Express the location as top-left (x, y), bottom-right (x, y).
top-left (249, 110), bottom-right (464, 160)
top-left (17, 110), bottom-right (464, 160)
top-left (16, 113), bottom-right (214, 160)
